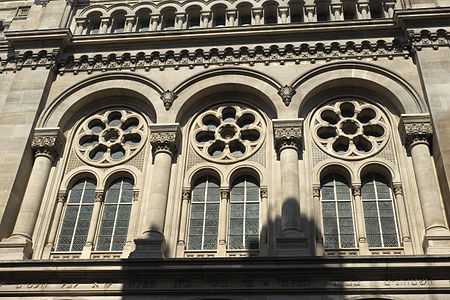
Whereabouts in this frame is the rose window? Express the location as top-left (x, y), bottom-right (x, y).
top-left (312, 100), bottom-right (389, 159)
top-left (191, 105), bottom-right (265, 162)
top-left (75, 109), bottom-right (147, 166)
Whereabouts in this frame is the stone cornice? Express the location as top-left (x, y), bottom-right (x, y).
top-left (273, 119), bottom-right (304, 153)
top-left (408, 29), bottom-right (450, 50)
top-left (400, 113), bottom-right (433, 150)
top-left (149, 123), bottom-right (180, 156)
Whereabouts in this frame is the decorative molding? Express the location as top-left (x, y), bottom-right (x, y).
top-left (220, 188), bottom-right (230, 201)
top-left (182, 188), bottom-right (191, 201)
top-left (400, 114), bottom-right (433, 149)
top-left (56, 191), bottom-right (67, 203)
top-left (133, 190), bottom-right (140, 202)
top-left (31, 128), bottom-right (64, 160)
top-left (273, 119), bottom-right (303, 153)
top-left (56, 40), bottom-right (409, 75)
top-left (95, 191), bottom-right (104, 202)
top-left (260, 187), bottom-right (268, 199)
top-left (312, 186), bottom-right (320, 198)
top-left (149, 124), bottom-right (180, 156)
top-left (352, 185), bottom-right (361, 197)
top-left (393, 183), bottom-right (403, 196)
top-left (408, 29), bottom-right (450, 51)
top-left (160, 90), bottom-right (177, 110)
top-left (278, 85), bottom-right (296, 107)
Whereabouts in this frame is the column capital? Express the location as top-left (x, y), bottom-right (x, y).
top-left (220, 188), bottom-right (230, 201)
top-left (312, 185), bottom-right (320, 198)
top-left (273, 119), bottom-right (304, 153)
top-left (400, 113), bottom-right (433, 150)
top-left (31, 128), bottom-right (65, 160)
top-left (182, 188), bottom-right (191, 201)
top-left (149, 123), bottom-right (180, 156)
top-left (56, 191), bottom-right (68, 203)
top-left (352, 185), bottom-right (361, 197)
top-left (133, 190), bottom-right (140, 202)
top-left (393, 183), bottom-right (403, 196)
top-left (95, 191), bottom-right (104, 202)
top-left (260, 186), bottom-right (268, 199)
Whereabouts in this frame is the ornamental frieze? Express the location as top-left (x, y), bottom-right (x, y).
top-left (408, 29), bottom-right (450, 50)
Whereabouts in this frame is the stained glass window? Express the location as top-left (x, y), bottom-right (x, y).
top-left (96, 177), bottom-right (133, 251)
top-left (362, 174), bottom-right (399, 248)
top-left (229, 177), bottom-right (260, 249)
top-left (321, 174), bottom-right (356, 249)
top-left (188, 176), bottom-right (220, 250)
top-left (56, 178), bottom-right (96, 252)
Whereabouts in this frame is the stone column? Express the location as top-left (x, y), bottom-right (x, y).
top-left (175, 13), bottom-right (186, 29)
top-left (43, 191), bottom-right (67, 257)
top-left (218, 188), bottom-right (229, 255)
top-left (260, 187), bottom-right (269, 255)
top-left (304, 5), bottom-right (316, 22)
top-left (252, 8), bottom-right (263, 25)
top-left (226, 9), bottom-right (237, 26)
top-left (0, 128), bottom-right (64, 260)
top-left (330, 3), bottom-right (343, 21)
top-left (312, 186), bottom-right (324, 256)
top-left (176, 188), bottom-right (190, 257)
top-left (74, 18), bottom-right (87, 35)
top-left (352, 185), bottom-right (369, 255)
top-left (125, 15), bottom-right (136, 32)
top-left (401, 114), bottom-right (450, 254)
top-left (273, 119), bottom-right (307, 254)
top-left (392, 184), bottom-right (414, 254)
top-left (80, 191), bottom-right (103, 258)
top-left (150, 14), bottom-right (160, 31)
top-left (200, 11), bottom-right (211, 28)
top-left (100, 17), bottom-right (111, 33)
top-left (122, 190), bottom-right (141, 258)
top-left (133, 124), bottom-right (179, 258)
top-left (357, 1), bottom-right (370, 19)
top-left (278, 7), bottom-right (289, 23)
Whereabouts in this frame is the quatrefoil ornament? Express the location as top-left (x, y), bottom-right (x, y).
top-left (76, 109), bottom-right (147, 166)
top-left (312, 100), bottom-right (389, 160)
top-left (191, 105), bottom-right (265, 163)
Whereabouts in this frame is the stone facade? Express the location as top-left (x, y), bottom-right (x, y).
top-left (0, 0), bottom-right (449, 298)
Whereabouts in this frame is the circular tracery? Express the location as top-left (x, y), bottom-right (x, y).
top-left (191, 104), bottom-right (265, 163)
top-left (312, 99), bottom-right (389, 160)
top-left (76, 109), bottom-right (147, 166)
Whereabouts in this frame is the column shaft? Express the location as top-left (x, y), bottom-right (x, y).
top-left (280, 146), bottom-right (301, 231)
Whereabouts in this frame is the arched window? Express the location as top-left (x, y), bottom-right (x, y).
top-left (56, 178), bottom-right (96, 252)
top-left (188, 176), bottom-right (220, 250)
top-left (136, 9), bottom-right (151, 32)
top-left (95, 177), bottom-right (133, 251)
top-left (362, 173), bottom-right (399, 248)
top-left (369, 0), bottom-right (384, 18)
top-left (343, 0), bottom-right (357, 20)
top-left (87, 12), bottom-right (101, 34)
top-left (289, 0), bottom-right (304, 23)
top-left (316, 0), bottom-right (330, 21)
top-left (320, 174), bottom-right (356, 249)
top-left (212, 4), bottom-right (226, 27)
top-left (228, 176), bottom-right (260, 249)
top-left (237, 3), bottom-right (252, 26)
top-left (263, 1), bottom-right (278, 24)
top-left (161, 7), bottom-right (176, 30)
top-left (111, 11), bottom-right (126, 33)
top-left (187, 5), bottom-right (201, 28)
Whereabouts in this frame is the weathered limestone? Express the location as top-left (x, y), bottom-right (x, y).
top-left (273, 119), bottom-right (307, 254)
top-left (0, 128), bottom-right (64, 260)
top-left (401, 114), bottom-right (450, 254)
top-left (133, 124), bottom-right (179, 258)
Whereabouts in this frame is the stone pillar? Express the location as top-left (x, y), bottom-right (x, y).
top-left (304, 5), bottom-right (316, 22)
top-left (278, 7), bottom-right (289, 23)
top-left (352, 185), bottom-right (369, 255)
top-left (218, 188), bottom-right (229, 255)
top-left (0, 128), bottom-right (64, 260)
top-left (259, 187), bottom-right (270, 255)
top-left (401, 114), bottom-right (450, 254)
top-left (330, 3), bottom-right (343, 21)
top-left (176, 188), bottom-right (190, 257)
top-left (122, 190), bottom-right (141, 258)
top-left (80, 191), bottom-right (103, 258)
top-left (43, 191), bottom-right (67, 257)
top-left (357, 1), bottom-right (370, 19)
top-left (273, 119), bottom-right (307, 254)
top-left (150, 14), bottom-right (160, 31)
top-left (175, 13), bottom-right (186, 29)
top-left (74, 18), bottom-right (87, 35)
top-left (200, 11), bottom-right (211, 28)
top-left (133, 124), bottom-right (179, 258)
top-left (125, 15), bottom-right (135, 32)
top-left (100, 17), bottom-right (110, 33)
top-left (392, 184), bottom-right (414, 254)
top-left (226, 9), bottom-right (237, 26)
top-left (252, 8), bottom-right (263, 25)
top-left (312, 186), bottom-right (324, 256)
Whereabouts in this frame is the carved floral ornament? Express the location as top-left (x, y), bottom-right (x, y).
top-left (311, 99), bottom-right (389, 160)
top-left (191, 104), bottom-right (265, 163)
top-left (273, 120), bottom-right (303, 152)
top-left (401, 115), bottom-right (433, 149)
top-left (75, 109), bottom-right (147, 166)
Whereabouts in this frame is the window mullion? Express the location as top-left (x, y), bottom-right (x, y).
top-left (109, 179), bottom-right (123, 251)
top-left (390, 187), bottom-right (401, 247)
top-left (69, 180), bottom-right (87, 251)
top-left (201, 178), bottom-right (208, 250)
top-left (243, 179), bottom-right (247, 248)
top-left (334, 178), bottom-right (342, 249)
top-left (373, 179), bottom-right (384, 248)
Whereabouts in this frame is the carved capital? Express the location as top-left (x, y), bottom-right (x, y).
top-left (133, 190), bottom-right (140, 202)
top-left (160, 90), bottom-right (177, 110)
top-left (182, 188), bottom-right (191, 201)
top-left (393, 184), bottom-right (403, 197)
top-left (312, 186), bottom-right (320, 198)
top-left (400, 114), bottom-right (433, 150)
top-left (31, 128), bottom-right (65, 160)
top-left (57, 191), bottom-right (67, 203)
top-left (273, 119), bottom-right (303, 153)
top-left (352, 185), bottom-right (361, 197)
top-left (149, 124), bottom-right (180, 156)
top-left (278, 85), bottom-right (296, 107)
top-left (95, 191), bottom-right (104, 202)
top-left (220, 188), bottom-right (230, 201)
top-left (260, 187), bottom-right (268, 199)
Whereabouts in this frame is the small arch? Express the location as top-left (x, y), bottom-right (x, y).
top-left (263, 1), bottom-right (278, 24)
top-left (111, 10), bottom-right (127, 33)
top-left (186, 5), bottom-right (201, 28)
top-left (237, 2), bottom-right (253, 26)
top-left (319, 164), bottom-right (352, 184)
top-left (190, 168), bottom-right (222, 187)
top-left (136, 8), bottom-right (152, 32)
top-left (228, 165), bottom-right (263, 187)
top-left (359, 163), bottom-right (394, 183)
top-left (161, 7), bottom-right (177, 30)
top-left (103, 169), bottom-right (138, 191)
top-left (86, 12), bottom-right (102, 34)
top-left (211, 4), bottom-right (226, 27)
top-left (62, 169), bottom-right (100, 191)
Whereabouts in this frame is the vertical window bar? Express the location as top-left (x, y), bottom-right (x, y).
top-left (68, 180), bottom-right (87, 251)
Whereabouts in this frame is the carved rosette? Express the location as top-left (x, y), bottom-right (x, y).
top-left (273, 119), bottom-right (303, 153)
top-left (149, 124), bottom-right (179, 157)
top-left (401, 114), bottom-right (433, 150)
top-left (161, 90), bottom-right (177, 111)
top-left (278, 85), bottom-right (296, 107)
